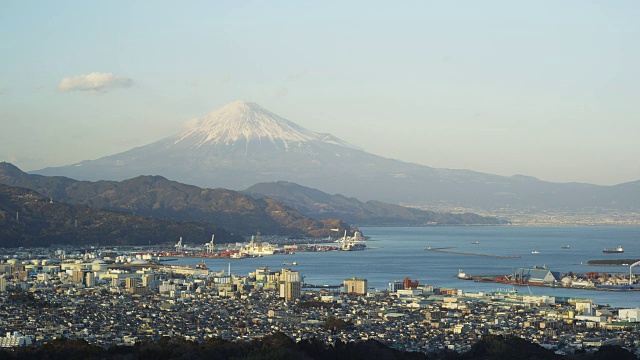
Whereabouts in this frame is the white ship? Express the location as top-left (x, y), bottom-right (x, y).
top-left (240, 234), bottom-right (278, 256)
top-left (338, 230), bottom-right (366, 251)
top-left (458, 269), bottom-right (472, 280)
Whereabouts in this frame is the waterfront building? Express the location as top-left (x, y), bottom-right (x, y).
top-left (396, 289), bottom-right (422, 297)
top-left (388, 280), bottom-right (404, 292)
top-left (343, 277), bottom-right (368, 295)
top-left (515, 268), bottom-right (562, 285)
top-left (403, 277), bottom-right (419, 289)
top-left (618, 308), bottom-right (640, 322)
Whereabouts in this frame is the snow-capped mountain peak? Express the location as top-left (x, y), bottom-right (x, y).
top-left (174, 100), bottom-right (358, 150)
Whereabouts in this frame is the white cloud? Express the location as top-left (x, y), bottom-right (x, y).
top-left (57, 72), bottom-right (134, 94)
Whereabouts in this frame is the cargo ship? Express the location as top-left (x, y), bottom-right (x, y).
top-left (338, 230), bottom-right (367, 251)
top-left (603, 246), bottom-right (624, 254)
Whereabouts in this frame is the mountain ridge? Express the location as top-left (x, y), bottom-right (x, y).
top-left (0, 183), bottom-right (240, 247)
top-left (0, 162), bottom-right (352, 238)
top-left (32, 101), bottom-right (640, 216)
top-left (244, 181), bottom-right (507, 226)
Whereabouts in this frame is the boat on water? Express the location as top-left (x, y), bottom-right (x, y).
top-left (471, 241), bottom-right (480, 244)
top-left (603, 246), bottom-right (624, 254)
top-left (230, 252), bottom-right (245, 259)
top-left (561, 245), bottom-right (570, 249)
top-left (240, 234), bottom-right (278, 256)
top-left (531, 250), bottom-right (540, 254)
top-left (338, 230), bottom-right (367, 251)
top-left (457, 269), bottom-right (472, 280)
top-left (334, 231), bottom-right (364, 243)
top-left (283, 261), bottom-right (298, 266)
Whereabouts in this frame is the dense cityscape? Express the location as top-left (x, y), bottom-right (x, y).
top-left (1, 245), bottom-right (639, 358)
top-left (3, 3), bottom-right (640, 360)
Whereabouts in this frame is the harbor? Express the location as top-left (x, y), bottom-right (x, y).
top-left (460, 263), bottom-right (640, 292)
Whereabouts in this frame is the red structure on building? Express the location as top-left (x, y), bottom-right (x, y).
top-left (403, 277), bottom-right (419, 289)
top-left (586, 272), bottom-right (599, 280)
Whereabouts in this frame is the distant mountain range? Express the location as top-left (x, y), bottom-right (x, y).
top-left (0, 163), bottom-right (501, 247)
top-left (0, 163), bottom-right (354, 244)
top-left (32, 101), bottom-right (640, 215)
top-left (0, 183), bottom-right (238, 247)
top-left (244, 181), bottom-right (506, 226)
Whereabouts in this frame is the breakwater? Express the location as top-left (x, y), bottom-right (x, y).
top-left (587, 259), bottom-right (640, 266)
top-left (425, 247), bottom-right (521, 259)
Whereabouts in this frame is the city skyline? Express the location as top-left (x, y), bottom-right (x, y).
top-left (1, 2), bottom-right (639, 185)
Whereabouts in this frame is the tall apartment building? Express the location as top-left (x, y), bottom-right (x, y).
top-left (85, 272), bottom-right (95, 288)
top-left (141, 273), bottom-right (154, 287)
top-left (279, 268), bottom-right (301, 301)
top-left (279, 281), bottom-right (301, 301)
top-left (126, 277), bottom-right (137, 291)
top-left (344, 277), bottom-right (368, 295)
top-left (72, 270), bottom-right (84, 284)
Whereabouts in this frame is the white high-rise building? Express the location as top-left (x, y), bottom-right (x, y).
top-left (279, 269), bottom-right (301, 301)
top-left (85, 272), bottom-right (95, 288)
top-left (343, 277), bottom-right (368, 295)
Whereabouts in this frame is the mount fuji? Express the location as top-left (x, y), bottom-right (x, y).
top-left (35, 101), bottom-right (640, 215)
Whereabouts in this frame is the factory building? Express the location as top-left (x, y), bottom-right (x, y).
top-left (619, 308), bottom-right (640, 322)
top-left (515, 268), bottom-right (562, 285)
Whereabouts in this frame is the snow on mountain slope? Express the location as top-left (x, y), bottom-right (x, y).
top-left (31, 100), bottom-right (640, 214)
top-left (173, 100), bottom-right (359, 150)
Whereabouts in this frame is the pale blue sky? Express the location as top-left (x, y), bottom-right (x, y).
top-left (1, 1), bottom-right (638, 185)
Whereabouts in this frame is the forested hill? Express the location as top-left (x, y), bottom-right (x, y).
top-left (0, 162), bottom-right (354, 239)
top-left (0, 184), bottom-right (239, 247)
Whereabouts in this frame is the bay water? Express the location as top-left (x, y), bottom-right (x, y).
top-left (171, 226), bottom-right (640, 308)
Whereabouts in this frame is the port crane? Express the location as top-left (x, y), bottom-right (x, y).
top-left (204, 234), bottom-right (215, 254)
top-left (175, 237), bottom-right (184, 253)
top-left (630, 260), bottom-right (640, 284)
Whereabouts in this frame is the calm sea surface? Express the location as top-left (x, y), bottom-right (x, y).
top-left (171, 226), bottom-right (640, 308)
